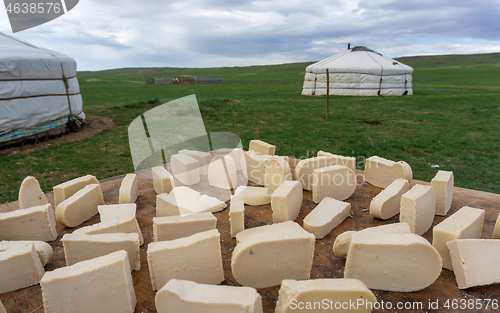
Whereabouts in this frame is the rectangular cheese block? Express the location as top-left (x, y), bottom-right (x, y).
top-left (0, 240), bottom-right (53, 266)
top-left (151, 166), bottom-right (175, 194)
top-left (311, 165), bottom-right (356, 203)
top-left (249, 139), bottom-right (275, 155)
top-left (432, 206), bottom-right (484, 270)
top-left (72, 213), bottom-right (144, 245)
top-left (0, 203), bottom-right (58, 241)
top-left (153, 212), bottom-right (217, 241)
top-left (364, 156), bottom-right (412, 188)
top-left (275, 278), bottom-right (376, 313)
top-left (400, 184), bottom-right (436, 235)
top-left (156, 193), bottom-right (182, 216)
top-left (0, 244), bottom-right (45, 294)
top-left (147, 229), bottom-right (224, 290)
top-left (345, 233), bottom-right (442, 292)
top-left (232, 227), bottom-right (315, 288)
top-left (447, 239), bottom-right (500, 289)
top-left (62, 233), bottom-right (141, 271)
top-left (170, 153), bottom-right (200, 185)
top-left (494, 213), bottom-right (500, 239)
top-left (333, 222), bottom-right (411, 258)
top-left (294, 156), bottom-right (334, 191)
top-left (234, 186), bottom-right (271, 205)
top-left (244, 150), bottom-right (271, 185)
top-left (264, 156), bottom-right (292, 192)
top-left (53, 175), bottom-right (99, 208)
top-left (18, 175), bottom-right (48, 209)
top-left (271, 181), bottom-right (303, 223)
top-left (230, 197), bottom-right (245, 238)
top-left (156, 279), bottom-right (262, 313)
top-left (431, 170), bottom-right (454, 216)
top-left (179, 149), bottom-right (212, 175)
top-left (370, 178), bottom-right (409, 220)
top-left (208, 155), bottom-right (237, 190)
top-left (40, 250), bottom-right (136, 313)
top-left (119, 174), bottom-right (138, 204)
top-left (317, 151), bottom-right (356, 173)
top-left (236, 220), bottom-right (306, 244)
top-left (214, 148), bottom-right (245, 171)
top-left (98, 203), bottom-right (137, 221)
top-left (55, 184), bottom-right (104, 227)
top-left (303, 197), bottom-right (351, 239)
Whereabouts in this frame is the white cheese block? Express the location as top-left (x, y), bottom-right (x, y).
top-left (171, 153), bottom-right (200, 185)
top-left (53, 175), bottom-right (99, 208)
top-left (169, 186), bottom-right (201, 202)
top-left (494, 213), bottom-right (500, 239)
top-left (294, 156), bottom-right (334, 190)
top-left (55, 184), bottom-right (104, 228)
top-left (364, 156), bottom-right (412, 188)
top-left (0, 203), bottom-right (58, 241)
top-left (147, 229), bottom-right (224, 290)
top-left (431, 170), bottom-right (454, 216)
top-left (234, 186), bottom-right (271, 205)
top-left (73, 213), bottom-right (144, 245)
top-left (333, 222), bottom-right (411, 258)
top-left (18, 175), bottom-right (48, 209)
top-left (214, 148), bottom-right (245, 171)
top-left (179, 149), bottom-right (212, 175)
top-left (447, 239), bottom-right (500, 289)
top-left (317, 151), bottom-right (356, 173)
top-left (345, 233), bottom-right (441, 292)
top-left (0, 299), bottom-right (5, 313)
top-left (271, 181), bottom-right (303, 223)
top-left (40, 250), bottom-right (136, 313)
top-left (264, 156), bottom-right (292, 192)
top-left (432, 206), bottom-right (484, 270)
top-left (400, 184), bottom-right (436, 235)
top-left (98, 203), bottom-right (137, 220)
top-left (169, 186), bottom-right (227, 213)
top-left (156, 279), bottom-right (263, 313)
top-left (208, 155), bottom-right (237, 190)
top-left (275, 278), bottom-right (377, 313)
top-left (230, 197), bottom-right (245, 238)
top-left (62, 233), bottom-right (140, 271)
top-left (244, 150), bottom-right (271, 185)
top-left (151, 166), bottom-right (175, 194)
top-left (0, 244), bottom-right (45, 294)
top-left (199, 195), bottom-right (227, 213)
top-left (0, 240), bottom-right (53, 266)
top-left (370, 178), bottom-right (409, 220)
top-left (303, 197), bottom-right (351, 239)
top-left (232, 228), bottom-right (315, 288)
top-left (311, 165), bottom-right (356, 203)
top-left (156, 194), bottom-right (182, 216)
top-left (153, 212), bottom-right (217, 241)
top-left (249, 139), bottom-right (275, 155)
top-left (235, 220), bottom-right (306, 244)
top-left (119, 174), bottom-right (138, 204)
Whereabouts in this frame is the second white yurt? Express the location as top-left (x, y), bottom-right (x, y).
top-left (302, 46), bottom-right (413, 96)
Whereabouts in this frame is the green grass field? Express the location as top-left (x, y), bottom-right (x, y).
top-left (1, 53), bottom-right (499, 203)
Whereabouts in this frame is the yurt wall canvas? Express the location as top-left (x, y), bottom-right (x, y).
top-left (0, 32), bottom-right (84, 135)
top-left (302, 46), bottom-right (413, 96)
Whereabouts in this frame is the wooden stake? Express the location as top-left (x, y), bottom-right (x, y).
top-left (326, 69), bottom-right (329, 120)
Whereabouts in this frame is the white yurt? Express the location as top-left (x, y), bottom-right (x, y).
top-left (302, 46), bottom-right (413, 96)
top-left (0, 32), bottom-right (84, 144)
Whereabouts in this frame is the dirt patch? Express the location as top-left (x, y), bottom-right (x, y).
top-left (0, 115), bottom-right (115, 157)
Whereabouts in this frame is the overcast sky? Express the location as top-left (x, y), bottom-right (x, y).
top-left (1, 0), bottom-right (499, 71)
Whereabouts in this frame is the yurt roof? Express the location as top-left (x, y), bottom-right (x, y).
top-left (306, 46), bottom-right (413, 76)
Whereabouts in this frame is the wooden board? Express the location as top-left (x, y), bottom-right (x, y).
top-left (1, 163), bottom-right (500, 313)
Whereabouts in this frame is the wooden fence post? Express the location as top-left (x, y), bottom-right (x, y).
top-left (326, 69), bottom-right (329, 120)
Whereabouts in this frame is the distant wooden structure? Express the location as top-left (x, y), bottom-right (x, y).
top-left (147, 77), bottom-right (222, 85)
